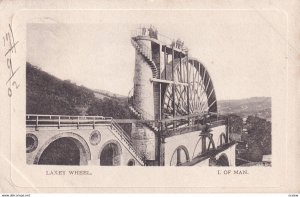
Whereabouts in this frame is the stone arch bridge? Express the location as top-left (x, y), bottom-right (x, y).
top-left (26, 114), bottom-right (235, 166)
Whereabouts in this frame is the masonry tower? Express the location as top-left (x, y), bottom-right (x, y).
top-left (129, 27), bottom-right (159, 161)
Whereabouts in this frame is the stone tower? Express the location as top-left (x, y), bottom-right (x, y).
top-left (130, 30), bottom-right (159, 162)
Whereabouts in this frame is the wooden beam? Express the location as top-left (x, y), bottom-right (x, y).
top-left (172, 46), bottom-right (176, 130)
top-left (187, 54), bottom-right (190, 125)
top-left (164, 45), bottom-right (167, 80)
top-left (205, 77), bottom-right (211, 92)
top-left (150, 78), bottom-right (188, 86)
top-left (208, 99), bottom-right (217, 109)
top-left (207, 88), bottom-right (214, 100)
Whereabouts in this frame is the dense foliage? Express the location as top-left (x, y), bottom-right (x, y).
top-left (227, 114), bottom-right (243, 134)
top-left (245, 116), bottom-right (272, 156)
top-left (86, 98), bottom-right (132, 119)
top-left (229, 114), bottom-right (272, 162)
top-left (26, 62), bottom-right (132, 118)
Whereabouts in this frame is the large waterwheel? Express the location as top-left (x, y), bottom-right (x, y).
top-left (161, 56), bottom-right (218, 125)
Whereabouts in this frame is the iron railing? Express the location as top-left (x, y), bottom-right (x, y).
top-left (131, 28), bottom-right (173, 46)
top-left (26, 114), bottom-right (112, 129)
top-left (110, 118), bottom-right (144, 162)
top-left (131, 38), bottom-right (153, 61)
top-left (131, 27), bottom-right (189, 53)
top-left (127, 87), bottom-right (155, 121)
top-left (130, 37), bottom-right (158, 78)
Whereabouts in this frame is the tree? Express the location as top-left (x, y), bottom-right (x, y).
top-left (227, 114), bottom-right (243, 134)
top-left (86, 98), bottom-right (132, 119)
top-left (246, 141), bottom-right (263, 162)
top-left (246, 116), bottom-right (271, 155)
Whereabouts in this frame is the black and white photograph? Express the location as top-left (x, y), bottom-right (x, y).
top-left (1, 2), bottom-right (298, 192)
top-left (26, 21), bottom-right (272, 167)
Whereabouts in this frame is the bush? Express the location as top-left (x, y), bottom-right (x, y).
top-left (246, 116), bottom-right (271, 155)
top-left (86, 98), bottom-right (132, 119)
top-left (246, 141), bottom-right (263, 162)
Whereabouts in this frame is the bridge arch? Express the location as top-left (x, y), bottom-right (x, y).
top-left (34, 132), bottom-right (91, 165)
top-left (127, 159), bottom-right (135, 166)
top-left (170, 145), bottom-right (190, 166)
top-left (216, 153), bottom-right (229, 166)
top-left (98, 139), bottom-right (122, 166)
top-left (192, 134), bottom-right (216, 158)
top-left (192, 137), bottom-right (203, 158)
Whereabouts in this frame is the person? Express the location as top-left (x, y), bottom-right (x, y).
top-left (154, 28), bottom-right (158, 39)
top-left (149, 25), bottom-right (154, 38)
top-left (181, 41), bottom-right (184, 49)
top-left (183, 46), bottom-right (188, 53)
top-left (142, 27), bottom-right (146, 36)
top-left (171, 39), bottom-right (175, 48)
top-left (178, 41), bottom-right (182, 49)
top-left (176, 39), bottom-right (180, 48)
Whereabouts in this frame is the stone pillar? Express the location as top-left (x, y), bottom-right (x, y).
top-left (131, 123), bottom-right (156, 160)
top-left (159, 137), bottom-right (165, 166)
top-left (230, 144), bottom-right (236, 166)
top-left (132, 39), bottom-right (156, 160)
top-left (133, 40), bottom-right (155, 119)
top-left (88, 159), bottom-right (99, 165)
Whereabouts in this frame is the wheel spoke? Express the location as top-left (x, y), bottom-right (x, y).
top-left (162, 57), bottom-right (216, 126)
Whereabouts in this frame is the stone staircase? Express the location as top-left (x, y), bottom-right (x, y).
top-left (110, 119), bottom-right (145, 165)
top-left (146, 122), bottom-right (159, 133)
top-left (130, 36), bottom-right (159, 133)
top-left (131, 37), bottom-right (158, 78)
top-left (128, 104), bottom-right (159, 133)
top-left (128, 105), bottom-right (142, 119)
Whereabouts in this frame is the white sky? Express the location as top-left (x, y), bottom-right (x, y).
top-left (26, 11), bottom-right (284, 100)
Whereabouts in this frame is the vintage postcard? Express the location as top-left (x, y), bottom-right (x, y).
top-left (0, 0), bottom-right (299, 193)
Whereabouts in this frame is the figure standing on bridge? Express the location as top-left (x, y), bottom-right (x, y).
top-left (148, 25), bottom-right (154, 38)
top-left (142, 27), bottom-right (146, 36)
top-left (176, 39), bottom-right (182, 49)
top-left (148, 25), bottom-right (158, 39)
top-left (180, 41), bottom-right (184, 50)
top-left (171, 39), bottom-right (176, 48)
top-left (154, 28), bottom-right (158, 39)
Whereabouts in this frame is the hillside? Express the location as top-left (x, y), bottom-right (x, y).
top-left (26, 62), bottom-right (95, 115)
top-left (26, 62), bottom-right (132, 119)
top-left (218, 97), bottom-right (271, 120)
top-left (93, 89), bottom-right (128, 105)
top-left (94, 89), bottom-right (127, 100)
